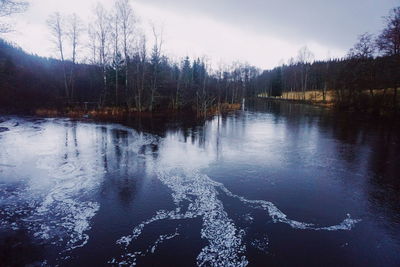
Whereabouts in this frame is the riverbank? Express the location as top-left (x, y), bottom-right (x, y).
top-left (257, 94), bottom-right (334, 108)
top-left (34, 103), bottom-right (242, 120)
top-left (256, 97), bottom-right (400, 123)
top-left (259, 88), bottom-right (400, 117)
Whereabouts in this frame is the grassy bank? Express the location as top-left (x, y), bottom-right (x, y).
top-left (258, 91), bottom-right (335, 108)
top-left (259, 88), bottom-right (400, 118)
top-left (260, 88), bottom-right (400, 109)
top-left (35, 103), bottom-right (242, 120)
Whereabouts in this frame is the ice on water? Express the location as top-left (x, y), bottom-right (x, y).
top-left (0, 117), bottom-right (361, 266)
top-left (113, 133), bottom-right (361, 266)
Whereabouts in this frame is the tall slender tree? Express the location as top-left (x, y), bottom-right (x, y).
top-left (66, 13), bottom-right (84, 101)
top-left (116, 0), bottom-right (136, 106)
top-left (297, 46), bottom-right (314, 100)
top-left (149, 24), bottom-right (163, 112)
top-left (93, 3), bottom-right (110, 107)
top-left (137, 34), bottom-right (147, 112)
top-left (111, 8), bottom-right (120, 105)
top-left (47, 12), bottom-right (69, 100)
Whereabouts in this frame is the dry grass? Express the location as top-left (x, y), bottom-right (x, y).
top-left (35, 103), bottom-right (242, 119)
top-left (281, 90), bottom-right (335, 102)
top-left (35, 107), bottom-right (129, 118)
top-left (258, 91), bottom-right (335, 108)
top-left (370, 88), bottom-right (400, 96)
top-left (206, 103), bottom-right (242, 116)
top-left (36, 109), bottom-right (60, 116)
top-left (261, 88), bottom-right (400, 104)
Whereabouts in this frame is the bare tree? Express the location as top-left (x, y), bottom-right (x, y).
top-left (93, 3), bottom-right (111, 107)
top-left (323, 53), bottom-right (331, 102)
top-left (174, 61), bottom-right (182, 110)
top-left (47, 12), bottom-right (69, 100)
top-left (0, 0), bottom-right (28, 33)
top-left (297, 46), bottom-right (314, 100)
top-left (376, 7), bottom-right (400, 56)
top-left (199, 58), bottom-right (214, 118)
top-left (215, 62), bottom-right (225, 111)
top-left (136, 34), bottom-right (147, 112)
top-left (149, 24), bottom-right (163, 112)
top-left (116, 0), bottom-right (136, 105)
top-left (376, 7), bottom-right (400, 111)
top-left (348, 32), bottom-right (376, 59)
top-left (66, 13), bottom-right (84, 101)
top-left (87, 23), bottom-right (97, 64)
top-left (347, 33), bottom-right (377, 98)
top-left (85, 23), bottom-right (99, 101)
top-left (111, 8), bottom-right (120, 105)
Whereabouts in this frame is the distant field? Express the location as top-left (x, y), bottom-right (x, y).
top-left (281, 91), bottom-right (335, 102)
top-left (259, 88), bottom-right (400, 103)
top-left (258, 91), bottom-right (334, 102)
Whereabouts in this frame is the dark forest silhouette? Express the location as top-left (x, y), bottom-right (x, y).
top-left (0, 1), bottom-right (399, 116)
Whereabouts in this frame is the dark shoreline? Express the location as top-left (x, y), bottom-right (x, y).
top-left (1, 100), bottom-right (399, 132)
top-left (256, 97), bottom-right (400, 122)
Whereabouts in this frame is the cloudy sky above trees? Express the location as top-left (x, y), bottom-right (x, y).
top-left (4, 0), bottom-right (399, 69)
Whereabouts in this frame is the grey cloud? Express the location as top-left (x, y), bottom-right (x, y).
top-left (134, 0), bottom-right (399, 50)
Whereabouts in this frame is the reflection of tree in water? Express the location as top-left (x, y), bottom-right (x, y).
top-left (318, 113), bottom-right (400, 226)
top-left (111, 129), bottom-right (129, 165)
top-left (111, 112), bottom-right (362, 266)
top-left (250, 100), bottom-right (400, 234)
top-left (0, 229), bottom-right (46, 266)
top-left (138, 143), bottom-right (159, 159)
top-left (63, 121), bottom-right (81, 160)
top-left (109, 103), bottom-right (400, 237)
top-left (99, 126), bottom-right (161, 206)
top-left (366, 127), bottom-right (400, 225)
top-left (100, 126), bottom-right (109, 172)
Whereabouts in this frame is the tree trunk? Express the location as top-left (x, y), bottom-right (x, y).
top-left (394, 85), bottom-right (398, 112)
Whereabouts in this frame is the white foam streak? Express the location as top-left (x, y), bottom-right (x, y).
top-left (219, 185), bottom-right (361, 231)
top-left (113, 226), bottom-right (180, 266)
top-left (0, 119), bottom-right (105, 256)
top-left (115, 164), bottom-right (360, 266)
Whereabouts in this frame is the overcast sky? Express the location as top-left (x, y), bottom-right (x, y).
top-left (3, 0), bottom-right (399, 69)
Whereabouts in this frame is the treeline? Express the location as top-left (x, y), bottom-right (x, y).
top-left (0, 38), bottom-right (260, 114)
top-left (257, 7), bottom-right (400, 115)
top-left (41, 0), bottom-right (262, 115)
top-left (1, 0), bottom-right (263, 115)
top-left (0, 1), bottom-right (399, 116)
top-left (0, 39), bottom-right (102, 111)
top-left (256, 54), bottom-right (399, 111)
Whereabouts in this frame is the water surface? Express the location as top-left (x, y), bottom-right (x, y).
top-left (1, 101), bottom-right (399, 266)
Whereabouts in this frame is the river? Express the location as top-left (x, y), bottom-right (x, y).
top-left (0, 101), bottom-right (399, 266)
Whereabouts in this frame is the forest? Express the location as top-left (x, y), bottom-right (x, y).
top-left (0, 0), bottom-right (399, 116)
